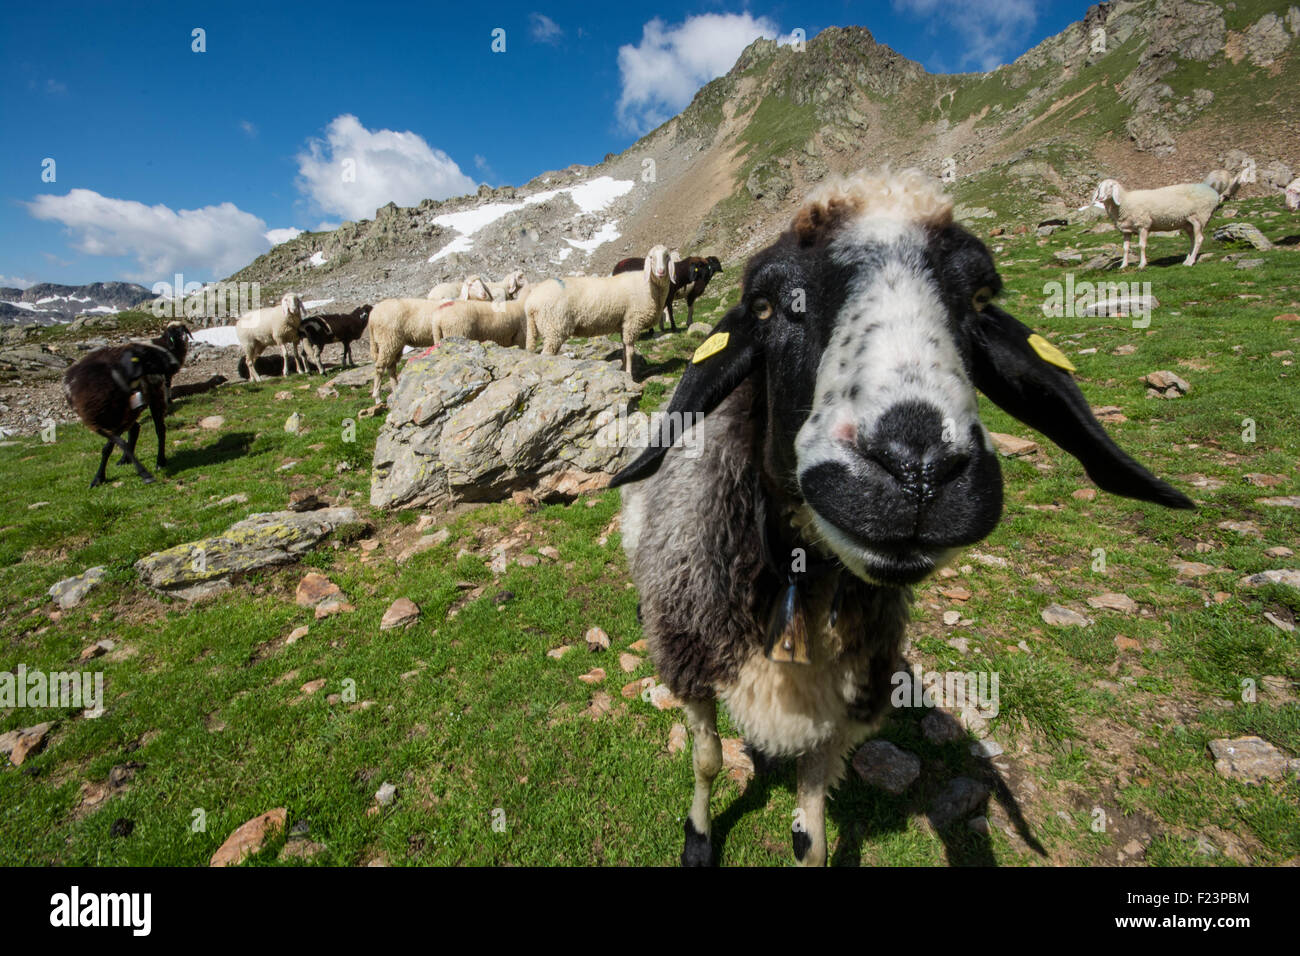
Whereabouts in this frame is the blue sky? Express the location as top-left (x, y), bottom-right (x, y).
top-left (0, 0), bottom-right (1089, 289)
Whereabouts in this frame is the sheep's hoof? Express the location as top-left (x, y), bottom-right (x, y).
top-left (681, 819), bottom-right (714, 867)
top-left (89, 477), bottom-right (104, 489)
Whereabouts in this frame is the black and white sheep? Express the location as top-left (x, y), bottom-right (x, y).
top-left (64, 329), bottom-right (191, 488)
top-left (299, 305), bottom-right (372, 370)
top-left (613, 168), bottom-right (1193, 866)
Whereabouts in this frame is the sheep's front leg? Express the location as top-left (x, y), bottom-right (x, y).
top-left (622, 338), bottom-right (637, 377)
top-left (681, 697), bottom-right (722, 866)
top-left (91, 438), bottom-right (115, 488)
top-left (1121, 234), bottom-right (1131, 269)
top-left (117, 421), bottom-right (141, 465)
top-left (280, 339), bottom-right (294, 376)
top-left (1138, 228), bottom-right (1149, 269)
top-left (793, 739), bottom-right (843, 867)
top-left (148, 393), bottom-right (167, 468)
top-left (1186, 221), bottom-right (1204, 265)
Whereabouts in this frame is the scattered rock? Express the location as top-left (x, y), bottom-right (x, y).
top-left (1208, 736), bottom-right (1299, 784)
top-left (585, 691), bottom-right (614, 721)
top-left (1072, 488), bottom-right (1097, 501)
top-left (380, 598), bottom-right (420, 630)
top-left (1041, 604), bottom-right (1092, 627)
top-left (1141, 370), bottom-right (1190, 398)
top-left (578, 667), bottom-right (606, 685)
top-left (135, 508), bottom-right (359, 599)
top-left (851, 740), bottom-right (921, 794)
top-left (970, 739), bottom-right (1004, 758)
top-left (990, 433), bottom-right (1037, 457)
top-left (585, 627), bottom-right (611, 652)
top-left (618, 652), bottom-right (642, 673)
top-left (1212, 223), bottom-right (1273, 251)
top-left (375, 782), bottom-right (397, 806)
top-left (1113, 635), bottom-right (1141, 652)
top-left (396, 528), bottom-right (451, 563)
top-left (288, 489), bottom-right (323, 512)
top-left (1239, 569), bottom-right (1300, 590)
top-left (209, 808), bottom-right (288, 867)
top-left (296, 572), bottom-right (344, 609)
top-left (547, 645), bottom-right (572, 660)
top-left (198, 416), bottom-right (225, 430)
top-left (1258, 496), bottom-right (1300, 509)
top-left (942, 610), bottom-right (962, 626)
top-left (48, 566), bottom-right (106, 610)
top-left (1264, 546), bottom-right (1294, 558)
top-left (929, 777), bottom-right (989, 829)
top-left (921, 709), bottom-right (963, 744)
top-left (0, 722), bottom-right (52, 766)
top-left (667, 723), bottom-right (688, 755)
top-left (721, 738), bottom-right (754, 782)
top-left (1172, 560), bottom-right (1218, 579)
top-left (1263, 612), bottom-right (1294, 633)
top-left (1218, 519), bottom-right (1261, 536)
top-left (648, 683), bottom-right (681, 710)
top-left (1087, 593), bottom-right (1137, 614)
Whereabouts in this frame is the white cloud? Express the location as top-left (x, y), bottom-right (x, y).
top-left (240, 119), bottom-right (257, 137)
top-left (0, 276), bottom-right (35, 290)
top-left (617, 13), bottom-right (780, 135)
top-left (315, 221), bottom-right (341, 232)
top-left (266, 227), bottom-right (303, 245)
top-left (891, 0), bottom-right (1038, 71)
top-left (26, 188), bottom-right (274, 281)
top-left (295, 114), bottom-right (477, 222)
top-left (530, 13), bottom-right (563, 43)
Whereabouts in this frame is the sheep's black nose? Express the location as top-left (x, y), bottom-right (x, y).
top-left (858, 402), bottom-right (970, 501)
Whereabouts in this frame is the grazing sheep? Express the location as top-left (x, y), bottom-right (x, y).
top-left (1092, 178), bottom-right (1220, 268)
top-left (1285, 178), bottom-right (1300, 211)
top-left (368, 298), bottom-right (447, 399)
top-left (299, 305), bottom-right (371, 370)
top-left (148, 322), bottom-right (192, 405)
top-left (1202, 168), bottom-right (1245, 202)
top-left (235, 292), bottom-right (306, 381)
top-left (426, 277), bottom-right (491, 302)
top-left (613, 168), bottom-right (1193, 866)
top-left (466, 270), bottom-right (529, 302)
top-left (431, 298), bottom-right (528, 348)
top-left (526, 245), bottom-right (673, 375)
top-left (667, 255), bottom-right (723, 329)
top-left (64, 332), bottom-right (190, 488)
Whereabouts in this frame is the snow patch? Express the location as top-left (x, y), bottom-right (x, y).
top-left (564, 221), bottom-right (621, 253)
top-left (309, 251), bottom-right (328, 267)
top-left (303, 298), bottom-right (335, 310)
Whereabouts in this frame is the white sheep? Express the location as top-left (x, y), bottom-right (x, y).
top-left (432, 299), bottom-right (528, 348)
top-left (1285, 178), bottom-right (1300, 211)
top-left (235, 292), bottom-right (306, 381)
top-left (1092, 178), bottom-right (1221, 268)
top-left (524, 245), bottom-right (673, 376)
top-left (465, 270), bottom-right (529, 302)
top-left (368, 297), bottom-right (450, 399)
top-left (1202, 168), bottom-right (1245, 202)
top-left (426, 276), bottom-right (491, 302)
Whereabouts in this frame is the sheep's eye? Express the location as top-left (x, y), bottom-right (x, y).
top-left (971, 286), bottom-right (995, 312)
top-left (752, 297), bottom-right (774, 321)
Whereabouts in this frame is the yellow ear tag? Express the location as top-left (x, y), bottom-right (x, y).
top-left (1027, 333), bottom-right (1076, 372)
top-left (692, 332), bottom-right (730, 364)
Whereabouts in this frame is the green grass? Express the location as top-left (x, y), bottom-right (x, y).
top-left (2, 194), bottom-right (1299, 866)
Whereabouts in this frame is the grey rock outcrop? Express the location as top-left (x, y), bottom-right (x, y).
top-left (135, 507), bottom-right (359, 599)
top-left (370, 339), bottom-right (642, 510)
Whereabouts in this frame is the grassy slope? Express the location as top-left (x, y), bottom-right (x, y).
top-left (2, 198), bottom-right (1299, 865)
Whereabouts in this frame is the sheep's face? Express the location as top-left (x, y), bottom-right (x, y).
top-left (644, 245), bottom-right (671, 281)
top-left (281, 293), bottom-right (303, 318)
top-left (1092, 179), bottom-right (1120, 205)
top-left (463, 276), bottom-right (491, 301)
top-left (613, 170), bottom-right (1193, 576)
top-left (738, 210), bottom-right (1006, 585)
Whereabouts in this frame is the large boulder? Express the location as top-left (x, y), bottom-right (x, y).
top-left (135, 507), bottom-right (359, 599)
top-left (370, 339), bottom-right (642, 510)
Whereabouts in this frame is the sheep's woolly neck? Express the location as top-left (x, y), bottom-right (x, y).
top-left (794, 168), bottom-right (953, 242)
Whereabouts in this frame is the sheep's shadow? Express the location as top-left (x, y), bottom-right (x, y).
top-left (711, 705), bottom-right (1046, 866)
top-left (164, 431), bottom-right (256, 475)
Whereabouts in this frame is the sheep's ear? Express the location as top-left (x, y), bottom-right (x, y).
top-left (610, 308), bottom-right (761, 487)
top-left (969, 304), bottom-right (1193, 509)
